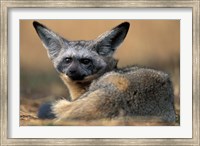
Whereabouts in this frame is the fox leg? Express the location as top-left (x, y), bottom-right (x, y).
top-left (37, 89), bottom-right (107, 121)
top-left (52, 90), bottom-right (103, 122)
top-left (52, 89), bottom-right (114, 122)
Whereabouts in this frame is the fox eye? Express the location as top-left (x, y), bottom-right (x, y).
top-left (64, 58), bottom-right (72, 64)
top-left (80, 58), bottom-right (91, 65)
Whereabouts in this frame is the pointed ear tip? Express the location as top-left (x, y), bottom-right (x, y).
top-left (33, 21), bottom-right (39, 28)
top-left (122, 22), bottom-right (130, 28)
top-left (117, 22), bottom-right (130, 30)
top-left (33, 21), bottom-right (45, 29)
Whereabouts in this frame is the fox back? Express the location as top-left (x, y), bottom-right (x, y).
top-left (33, 21), bottom-right (176, 123)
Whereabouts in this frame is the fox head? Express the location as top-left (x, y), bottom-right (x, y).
top-left (33, 21), bottom-right (130, 83)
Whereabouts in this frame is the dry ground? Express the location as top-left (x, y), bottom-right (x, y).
top-left (20, 96), bottom-right (179, 126)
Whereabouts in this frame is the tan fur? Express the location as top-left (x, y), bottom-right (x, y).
top-left (53, 90), bottom-right (104, 122)
top-left (52, 99), bottom-right (71, 118)
top-left (60, 74), bottom-right (90, 100)
top-left (104, 74), bottom-right (130, 91)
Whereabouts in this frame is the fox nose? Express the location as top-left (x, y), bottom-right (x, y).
top-left (67, 69), bottom-right (84, 80)
top-left (67, 70), bottom-right (78, 77)
top-left (69, 70), bottom-right (77, 74)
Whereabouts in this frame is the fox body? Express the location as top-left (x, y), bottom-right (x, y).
top-left (33, 21), bottom-right (176, 122)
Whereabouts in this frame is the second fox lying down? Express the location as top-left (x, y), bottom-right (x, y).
top-left (33, 21), bottom-right (176, 122)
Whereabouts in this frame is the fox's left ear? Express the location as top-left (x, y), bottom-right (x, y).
top-left (94, 22), bottom-right (130, 56)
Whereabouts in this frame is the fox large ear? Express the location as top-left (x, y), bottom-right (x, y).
top-left (33, 21), bottom-right (64, 59)
top-left (94, 22), bottom-right (130, 56)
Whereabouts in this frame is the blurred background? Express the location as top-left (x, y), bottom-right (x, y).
top-left (20, 20), bottom-right (180, 125)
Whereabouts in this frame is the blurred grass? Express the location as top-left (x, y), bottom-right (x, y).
top-left (20, 20), bottom-right (180, 126)
top-left (20, 67), bottom-right (70, 100)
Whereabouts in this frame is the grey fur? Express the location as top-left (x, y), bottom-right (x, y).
top-left (86, 66), bottom-right (176, 121)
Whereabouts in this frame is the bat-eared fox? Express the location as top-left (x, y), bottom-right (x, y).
top-left (33, 21), bottom-right (176, 123)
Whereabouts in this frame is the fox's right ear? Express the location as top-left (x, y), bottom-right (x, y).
top-left (33, 21), bottom-right (64, 59)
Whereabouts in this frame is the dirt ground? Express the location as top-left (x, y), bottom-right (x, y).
top-left (20, 96), bottom-right (179, 126)
top-left (20, 20), bottom-right (180, 126)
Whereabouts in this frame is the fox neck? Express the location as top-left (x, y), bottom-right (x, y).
top-left (60, 59), bottom-right (118, 101)
top-left (60, 74), bottom-right (91, 101)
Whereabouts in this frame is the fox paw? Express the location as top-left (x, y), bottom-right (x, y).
top-left (52, 99), bottom-right (71, 119)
